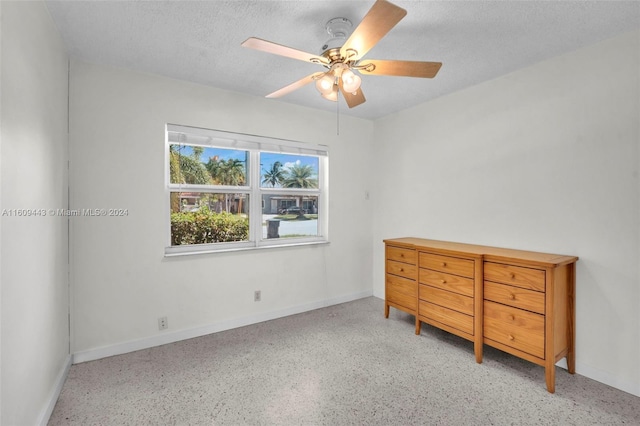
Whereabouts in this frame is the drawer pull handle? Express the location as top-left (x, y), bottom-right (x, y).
top-left (508, 334), bottom-right (515, 341)
top-left (510, 273), bottom-right (516, 279)
top-left (509, 314), bottom-right (515, 321)
top-left (399, 268), bottom-right (404, 272)
top-left (441, 280), bottom-right (446, 284)
top-left (509, 293), bottom-right (516, 300)
top-left (400, 253), bottom-right (404, 257)
top-left (441, 262), bottom-right (447, 267)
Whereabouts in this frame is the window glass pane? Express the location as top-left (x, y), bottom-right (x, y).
top-left (260, 153), bottom-right (319, 188)
top-left (170, 144), bottom-right (248, 186)
top-left (170, 192), bottom-right (249, 245)
top-left (166, 125), bottom-right (328, 253)
top-left (262, 195), bottom-right (318, 239)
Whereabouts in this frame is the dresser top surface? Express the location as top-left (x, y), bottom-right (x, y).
top-left (384, 237), bottom-right (578, 267)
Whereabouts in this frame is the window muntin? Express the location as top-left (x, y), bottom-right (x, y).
top-left (165, 125), bottom-right (328, 255)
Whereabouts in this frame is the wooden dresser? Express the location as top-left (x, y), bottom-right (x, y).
top-left (384, 244), bottom-right (418, 317)
top-left (384, 237), bottom-right (578, 393)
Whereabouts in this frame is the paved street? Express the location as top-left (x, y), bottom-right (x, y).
top-left (262, 215), bottom-right (317, 239)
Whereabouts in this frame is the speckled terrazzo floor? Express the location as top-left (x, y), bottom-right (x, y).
top-left (49, 297), bottom-right (640, 425)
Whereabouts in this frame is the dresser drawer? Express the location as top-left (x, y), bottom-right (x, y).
top-left (420, 252), bottom-right (474, 278)
top-left (484, 281), bottom-right (545, 315)
top-left (419, 300), bottom-right (473, 335)
top-left (387, 246), bottom-right (416, 264)
top-left (387, 259), bottom-right (417, 280)
top-left (386, 274), bottom-right (417, 310)
top-left (419, 268), bottom-right (473, 297)
top-left (484, 301), bottom-right (544, 359)
top-left (419, 284), bottom-right (473, 316)
top-left (484, 262), bottom-right (545, 292)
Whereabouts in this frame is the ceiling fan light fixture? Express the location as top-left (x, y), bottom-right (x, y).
top-left (242, 0), bottom-right (441, 109)
top-left (316, 73), bottom-right (335, 95)
top-left (321, 86), bottom-right (339, 102)
top-left (341, 69), bottom-right (362, 93)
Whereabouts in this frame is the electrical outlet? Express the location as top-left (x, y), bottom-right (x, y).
top-left (254, 290), bottom-right (261, 302)
top-left (158, 316), bottom-right (168, 330)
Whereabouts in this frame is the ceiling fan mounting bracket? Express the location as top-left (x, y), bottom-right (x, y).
top-left (321, 17), bottom-right (353, 56)
top-left (325, 17), bottom-right (352, 38)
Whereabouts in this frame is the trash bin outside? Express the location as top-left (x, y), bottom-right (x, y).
top-left (267, 219), bottom-right (280, 239)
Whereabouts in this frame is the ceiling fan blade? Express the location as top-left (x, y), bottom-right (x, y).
top-left (339, 79), bottom-right (366, 108)
top-left (242, 37), bottom-right (329, 65)
top-left (340, 0), bottom-right (407, 60)
top-left (266, 72), bottom-right (325, 99)
top-left (359, 59), bottom-right (442, 78)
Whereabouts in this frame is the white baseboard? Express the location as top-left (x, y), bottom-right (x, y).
top-left (38, 354), bottom-right (72, 426)
top-left (573, 361), bottom-right (640, 397)
top-left (73, 290), bottom-right (372, 364)
top-left (72, 290), bottom-right (639, 398)
top-left (555, 359), bottom-right (639, 397)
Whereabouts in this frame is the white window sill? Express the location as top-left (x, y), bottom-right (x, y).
top-left (164, 239), bottom-right (330, 257)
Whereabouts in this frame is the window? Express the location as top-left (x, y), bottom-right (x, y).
top-left (165, 124), bottom-right (328, 255)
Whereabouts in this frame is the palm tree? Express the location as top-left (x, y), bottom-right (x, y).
top-left (207, 157), bottom-right (246, 186)
top-left (191, 146), bottom-right (204, 161)
top-left (262, 161), bottom-right (285, 187)
top-left (206, 157), bottom-right (246, 212)
top-left (170, 145), bottom-right (211, 185)
top-left (283, 164), bottom-right (318, 217)
top-left (170, 145), bottom-right (212, 212)
top-left (221, 159), bottom-right (246, 213)
top-left (282, 164), bottom-right (318, 189)
top-left (205, 156), bottom-right (222, 184)
top-left (221, 159), bottom-right (246, 186)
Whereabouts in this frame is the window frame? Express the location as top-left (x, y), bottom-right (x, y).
top-left (164, 124), bottom-right (329, 256)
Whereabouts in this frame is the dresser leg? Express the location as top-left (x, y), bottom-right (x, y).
top-left (415, 318), bottom-right (421, 335)
top-left (566, 352), bottom-right (576, 374)
top-left (384, 302), bottom-right (389, 318)
top-left (567, 262), bottom-right (576, 375)
top-left (474, 341), bottom-right (483, 364)
top-left (545, 364), bottom-right (556, 393)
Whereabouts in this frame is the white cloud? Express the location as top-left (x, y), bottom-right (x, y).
top-left (282, 159), bottom-right (301, 170)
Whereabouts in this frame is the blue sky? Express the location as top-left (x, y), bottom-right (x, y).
top-left (174, 145), bottom-right (247, 163)
top-left (260, 152), bottom-right (318, 173)
top-left (173, 145), bottom-right (318, 176)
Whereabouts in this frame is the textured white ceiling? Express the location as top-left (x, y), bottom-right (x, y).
top-left (46, 0), bottom-right (640, 120)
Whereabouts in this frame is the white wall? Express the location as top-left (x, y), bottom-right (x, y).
top-left (0, 2), bottom-right (70, 425)
top-left (1, 2), bottom-right (4, 420)
top-left (372, 30), bottom-right (640, 396)
top-left (69, 60), bottom-right (374, 359)
top-left (3, 6), bottom-right (635, 422)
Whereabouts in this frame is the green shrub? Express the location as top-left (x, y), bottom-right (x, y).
top-left (171, 207), bottom-right (249, 245)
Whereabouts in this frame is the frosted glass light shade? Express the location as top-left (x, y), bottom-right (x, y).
top-left (341, 69), bottom-right (361, 93)
top-left (315, 74), bottom-right (335, 95)
top-left (321, 87), bottom-right (338, 101)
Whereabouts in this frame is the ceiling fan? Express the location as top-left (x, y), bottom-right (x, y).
top-left (241, 0), bottom-right (442, 108)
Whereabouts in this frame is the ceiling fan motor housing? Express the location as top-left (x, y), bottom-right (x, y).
top-left (321, 17), bottom-right (352, 55)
